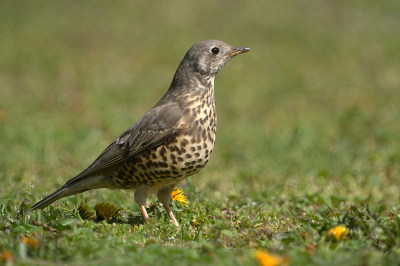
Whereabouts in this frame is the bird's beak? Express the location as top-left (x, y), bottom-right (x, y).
top-left (230, 46), bottom-right (251, 57)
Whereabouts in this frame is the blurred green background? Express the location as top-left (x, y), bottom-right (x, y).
top-left (1, 0), bottom-right (399, 208)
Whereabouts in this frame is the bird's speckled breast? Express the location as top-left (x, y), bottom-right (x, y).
top-left (112, 80), bottom-right (217, 189)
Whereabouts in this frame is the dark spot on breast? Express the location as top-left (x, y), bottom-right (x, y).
top-left (195, 153), bottom-right (200, 157)
top-left (197, 159), bottom-right (202, 163)
top-left (180, 148), bottom-right (186, 153)
top-left (167, 134), bottom-right (178, 144)
top-left (191, 161), bottom-right (196, 165)
top-left (165, 171), bottom-right (171, 175)
top-left (177, 157), bottom-right (183, 162)
top-left (168, 145), bottom-right (175, 152)
top-left (160, 147), bottom-right (166, 156)
top-left (172, 171), bottom-right (179, 175)
top-left (190, 147), bottom-right (196, 152)
top-left (188, 166), bottom-right (194, 169)
top-left (197, 145), bottom-right (201, 151)
top-left (139, 173), bottom-right (144, 178)
top-left (170, 165), bottom-right (177, 170)
top-left (145, 162), bottom-right (151, 168)
top-left (139, 164), bottom-right (146, 170)
top-left (185, 162), bottom-right (190, 166)
top-left (172, 160), bottom-right (178, 165)
top-left (151, 153), bottom-right (157, 159)
top-left (181, 168), bottom-right (187, 171)
top-left (205, 154), bottom-right (209, 159)
top-left (203, 143), bottom-right (207, 149)
top-left (190, 136), bottom-right (196, 144)
top-left (162, 156), bottom-right (168, 161)
top-left (186, 154), bottom-right (192, 159)
top-left (196, 165), bottom-right (202, 168)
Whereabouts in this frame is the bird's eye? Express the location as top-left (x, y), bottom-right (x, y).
top-left (211, 47), bottom-right (220, 55)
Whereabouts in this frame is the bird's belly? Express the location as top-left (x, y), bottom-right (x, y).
top-left (112, 129), bottom-right (215, 189)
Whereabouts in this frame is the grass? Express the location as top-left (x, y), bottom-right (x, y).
top-left (1, 0), bottom-right (400, 265)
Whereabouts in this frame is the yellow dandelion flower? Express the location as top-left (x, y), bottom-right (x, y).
top-left (255, 251), bottom-right (282, 266)
top-left (0, 250), bottom-right (13, 263)
top-left (328, 225), bottom-right (349, 241)
top-left (22, 236), bottom-right (38, 249)
top-left (171, 188), bottom-right (189, 207)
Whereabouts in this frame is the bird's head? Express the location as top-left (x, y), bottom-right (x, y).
top-left (167, 40), bottom-right (250, 92)
top-left (185, 39), bottom-right (251, 77)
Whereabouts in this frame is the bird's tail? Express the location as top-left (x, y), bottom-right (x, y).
top-left (31, 175), bottom-right (113, 211)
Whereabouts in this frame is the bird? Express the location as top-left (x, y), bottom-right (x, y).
top-left (31, 40), bottom-right (250, 226)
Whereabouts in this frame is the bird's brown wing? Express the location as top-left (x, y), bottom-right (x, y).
top-left (63, 102), bottom-right (182, 187)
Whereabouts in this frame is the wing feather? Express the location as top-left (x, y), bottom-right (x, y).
top-left (63, 102), bottom-right (182, 187)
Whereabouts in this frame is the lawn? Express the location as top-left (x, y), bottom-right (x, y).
top-left (1, 1), bottom-right (400, 265)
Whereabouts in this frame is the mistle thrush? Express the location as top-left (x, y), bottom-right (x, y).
top-left (31, 40), bottom-right (250, 226)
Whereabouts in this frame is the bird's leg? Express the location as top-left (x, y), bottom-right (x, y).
top-left (135, 185), bottom-right (151, 224)
top-left (162, 203), bottom-right (179, 227)
top-left (139, 204), bottom-right (149, 224)
top-left (157, 184), bottom-right (180, 227)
